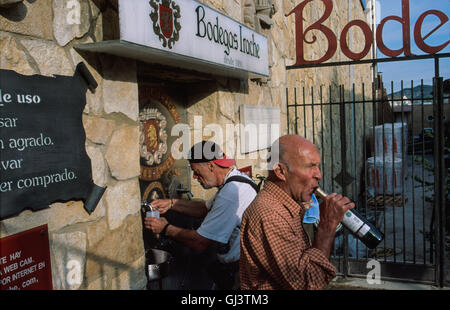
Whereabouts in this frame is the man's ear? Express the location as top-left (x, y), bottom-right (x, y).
top-left (273, 162), bottom-right (287, 182)
top-left (207, 161), bottom-right (215, 171)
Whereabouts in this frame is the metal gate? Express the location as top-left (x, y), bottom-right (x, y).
top-left (286, 58), bottom-right (449, 287)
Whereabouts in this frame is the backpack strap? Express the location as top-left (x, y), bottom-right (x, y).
top-left (220, 175), bottom-right (259, 233)
top-left (223, 175), bottom-right (259, 193)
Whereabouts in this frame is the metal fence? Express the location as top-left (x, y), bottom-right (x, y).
top-left (286, 76), bottom-right (449, 286)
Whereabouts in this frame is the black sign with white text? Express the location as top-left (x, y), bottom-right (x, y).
top-left (0, 68), bottom-right (95, 219)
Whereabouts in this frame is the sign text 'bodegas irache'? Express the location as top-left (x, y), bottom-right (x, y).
top-left (119, 0), bottom-right (269, 77)
top-left (194, 5), bottom-right (261, 59)
top-left (0, 64), bottom-right (103, 220)
top-left (287, 0), bottom-right (449, 66)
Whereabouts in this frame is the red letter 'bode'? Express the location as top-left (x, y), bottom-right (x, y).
top-left (286, 0), bottom-right (337, 65)
top-left (376, 0), bottom-right (413, 57)
top-left (340, 20), bottom-right (373, 60)
top-left (287, 0), bottom-right (449, 65)
top-left (414, 10), bottom-right (449, 54)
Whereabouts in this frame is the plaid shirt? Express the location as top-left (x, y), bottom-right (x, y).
top-left (240, 181), bottom-right (337, 290)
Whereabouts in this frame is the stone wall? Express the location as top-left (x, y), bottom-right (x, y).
top-left (0, 0), bottom-right (146, 290)
top-left (190, 0), bottom-right (374, 200)
top-left (0, 0), bottom-right (374, 289)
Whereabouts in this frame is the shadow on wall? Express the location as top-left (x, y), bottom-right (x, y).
top-left (0, 1), bottom-right (27, 22)
top-left (92, 0), bottom-right (120, 41)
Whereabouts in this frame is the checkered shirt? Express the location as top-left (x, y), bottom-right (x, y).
top-left (240, 181), bottom-right (337, 290)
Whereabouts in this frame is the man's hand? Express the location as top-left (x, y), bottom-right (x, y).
top-left (150, 199), bottom-right (173, 214)
top-left (144, 216), bottom-right (168, 234)
top-left (319, 193), bottom-right (355, 231)
top-left (144, 217), bottom-right (212, 252)
top-left (313, 193), bottom-right (355, 258)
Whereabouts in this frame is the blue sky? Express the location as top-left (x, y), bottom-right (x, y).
top-left (375, 0), bottom-right (450, 90)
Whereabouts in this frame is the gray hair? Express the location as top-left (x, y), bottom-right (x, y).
top-left (267, 138), bottom-right (291, 171)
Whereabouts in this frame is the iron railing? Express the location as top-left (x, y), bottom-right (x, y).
top-left (286, 77), bottom-right (448, 287)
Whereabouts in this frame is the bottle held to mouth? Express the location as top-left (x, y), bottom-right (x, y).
top-left (314, 187), bottom-right (384, 249)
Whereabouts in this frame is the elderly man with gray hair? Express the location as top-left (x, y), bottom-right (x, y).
top-left (146, 140), bottom-right (258, 289)
top-left (240, 134), bottom-right (355, 290)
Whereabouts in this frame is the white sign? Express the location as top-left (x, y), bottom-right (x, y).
top-left (119, 0), bottom-right (269, 77)
top-left (239, 105), bottom-right (280, 154)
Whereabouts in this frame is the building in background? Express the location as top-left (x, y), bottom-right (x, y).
top-left (0, 0), bottom-right (373, 290)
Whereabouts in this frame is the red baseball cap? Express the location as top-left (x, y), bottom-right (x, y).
top-left (213, 153), bottom-right (236, 168)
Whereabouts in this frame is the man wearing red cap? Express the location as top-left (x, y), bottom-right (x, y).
top-left (145, 140), bottom-right (258, 289)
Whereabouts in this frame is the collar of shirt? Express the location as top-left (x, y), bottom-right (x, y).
top-left (206, 168), bottom-right (238, 208)
top-left (262, 180), bottom-right (305, 219)
top-left (223, 167), bottom-right (236, 181)
top-left (217, 167), bottom-right (237, 189)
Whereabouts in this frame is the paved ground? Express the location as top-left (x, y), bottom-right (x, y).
top-left (326, 276), bottom-right (449, 290)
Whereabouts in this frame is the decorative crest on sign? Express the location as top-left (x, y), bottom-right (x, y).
top-left (149, 0), bottom-right (181, 49)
